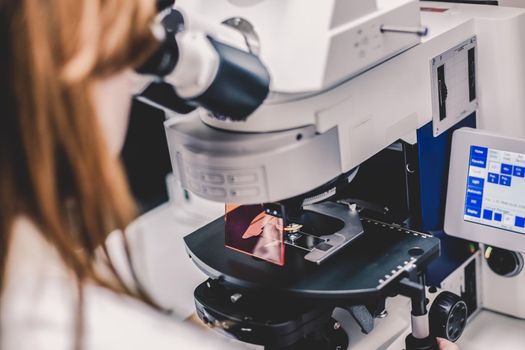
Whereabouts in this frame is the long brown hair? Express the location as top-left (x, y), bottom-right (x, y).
top-left (0, 0), bottom-right (159, 346)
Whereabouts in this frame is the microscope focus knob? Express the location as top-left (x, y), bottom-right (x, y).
top-left (429, 291), bottom-right (467, 342)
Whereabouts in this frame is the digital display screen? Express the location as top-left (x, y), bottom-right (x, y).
top-left (464, 145), bottom-right (525, 234)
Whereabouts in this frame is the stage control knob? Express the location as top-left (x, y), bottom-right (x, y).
top-left (429, 291), bottom-right (467, 342)
top-left (485, 246), bottom-right (524, 277)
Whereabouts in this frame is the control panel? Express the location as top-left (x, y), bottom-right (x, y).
top-left (445, 128), bottom-right (525, 253)
top-left (464, 145), bottom-right (525, 235)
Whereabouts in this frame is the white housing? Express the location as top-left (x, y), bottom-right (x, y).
top-left (176, 0), bottom-right (422, 94)
top-left (166, 2), bottom-right (525, 204)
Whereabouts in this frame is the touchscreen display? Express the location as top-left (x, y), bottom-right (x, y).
top-left (464, 145), bottom-right (525, 234)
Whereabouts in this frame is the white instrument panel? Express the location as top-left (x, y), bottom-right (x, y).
top-left (445, 128), bottom-right (525, 253)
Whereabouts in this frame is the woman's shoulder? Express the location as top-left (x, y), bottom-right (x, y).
top-left (1, 216), bottom-right (79, 349)
top-left (6, 216), bottom-right (72, 280)
top-left (2, 215), bottom-right (77, 309)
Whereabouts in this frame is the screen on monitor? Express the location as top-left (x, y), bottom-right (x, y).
top-left (464, 145), bottom-right (525, 234)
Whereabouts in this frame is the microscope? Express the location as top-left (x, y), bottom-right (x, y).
top-left (137, 0), bottom-right (525, 349)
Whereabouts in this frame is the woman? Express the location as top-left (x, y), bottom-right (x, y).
top-left (0, 0), bottom-right (248, 349)
top-left (0, 0), bottom-right (461, 349)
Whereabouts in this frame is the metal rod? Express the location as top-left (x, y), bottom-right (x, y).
top-left (380, 25), bottom-right (429, 37)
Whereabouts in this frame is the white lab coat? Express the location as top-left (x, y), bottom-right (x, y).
top-left (1, 217), bottom-right (245, 350)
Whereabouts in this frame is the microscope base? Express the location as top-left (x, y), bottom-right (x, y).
top-left (194, 280), bottom-right (345, 349)
top-left (264, 318), bottom-right (348, 350)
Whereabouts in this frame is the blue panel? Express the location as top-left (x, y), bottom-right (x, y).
top-left (515, 216), bottom-right (525, 228)
top-left (500, 175), bottom-right (512, 187)
top-left (470, 146), bottom-right (488, 158)
top-left (416, 114), bottom-right (477, 231)
top-left (487, 173), bottom-right (499, 184)
top-left (467, 177), bottom-right (484, 189)
top-left (494, 213), bottom-right (503, 222)
top-left (417, 114), bottom-right (478, 286)
top-left (513, 166), bottom-right (525, 178)
top-left (466, 187), bottom-right (483, 196)
top-left (501, 163), bottom-right (513, 175)
top-left (465, 207), bottom-right (481, 218)
top-left (465, 194), bottom-right (482, 208)
top-left (483, 209), bottom-right (493, 220)
top-left (469, 157), bottom-right (487, 168)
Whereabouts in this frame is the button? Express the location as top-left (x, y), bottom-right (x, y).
top-left (466, 188), bottom-right (483, 196)
top-left (470, 157), bottom-right (487, 168)
top-left (465, 195), bottom-right (482, 208)
top-left (231, 187), bottom-right (260, 197)
top-left (467, 177), bottom-right (484, 189)
top-left (483, 209), bottom-right (493, 221)
top-left (203, 186), bottom-right (226, 198)
top-left (513, 166), bottom-right (525, 178)
top-left (201, 173), bottom-right (224, 185)
top-left (471, 146), bottom-right (488, 158)
top-left (228, 173), bottom-right (258, 185)
top-left (465, 207), bottom-right (481, 218)
top-left (499, 175), bottom-right (512, 187)
top-left (501, 163), bottom-right (513, 175)
top-left (487, 173), bottom-right (499, 184)
top-left (494, 213), bottom-right (503, 222)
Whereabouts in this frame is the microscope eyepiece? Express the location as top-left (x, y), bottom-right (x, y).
top-left (136, 26), bottom-right (179, 77)
top-left (137, 7), bottom-right (270, 120)
top-left (189, 36), bottom-right (270, 121)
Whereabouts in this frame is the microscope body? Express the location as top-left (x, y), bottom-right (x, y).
top-left (142, 0), bottom-right (525, 349)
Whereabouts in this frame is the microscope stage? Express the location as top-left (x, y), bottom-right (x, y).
top-left (184, 217), bottom-right (440, 300)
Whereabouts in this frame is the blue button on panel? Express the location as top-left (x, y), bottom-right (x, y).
top-left (494, 213), bottom-right (503, 222)
top-left (487, 173), bottom-right (500, 184)
top-left (466, 188), bottom-right (483, 196)
top-left (501, 163), bottom-right (513, 175)
top-left (465, 207), bottom-right (482, 218)
top-left (471, 146), bottom-right (488, 158)
top-left (483, 209), bottom-right (493, 220)
top-left (515, 216), bottom-right (525, 228)
top-left (500, 175), bottom-right (512, 187)
top-left (466, 195), bottom-right (483, 208)
top-left (468, 177), bottom-right (485, 189)
top-left (470, 157), bottom-right (487, 168)
top-left (513, 166), bottom-right (525, 178)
